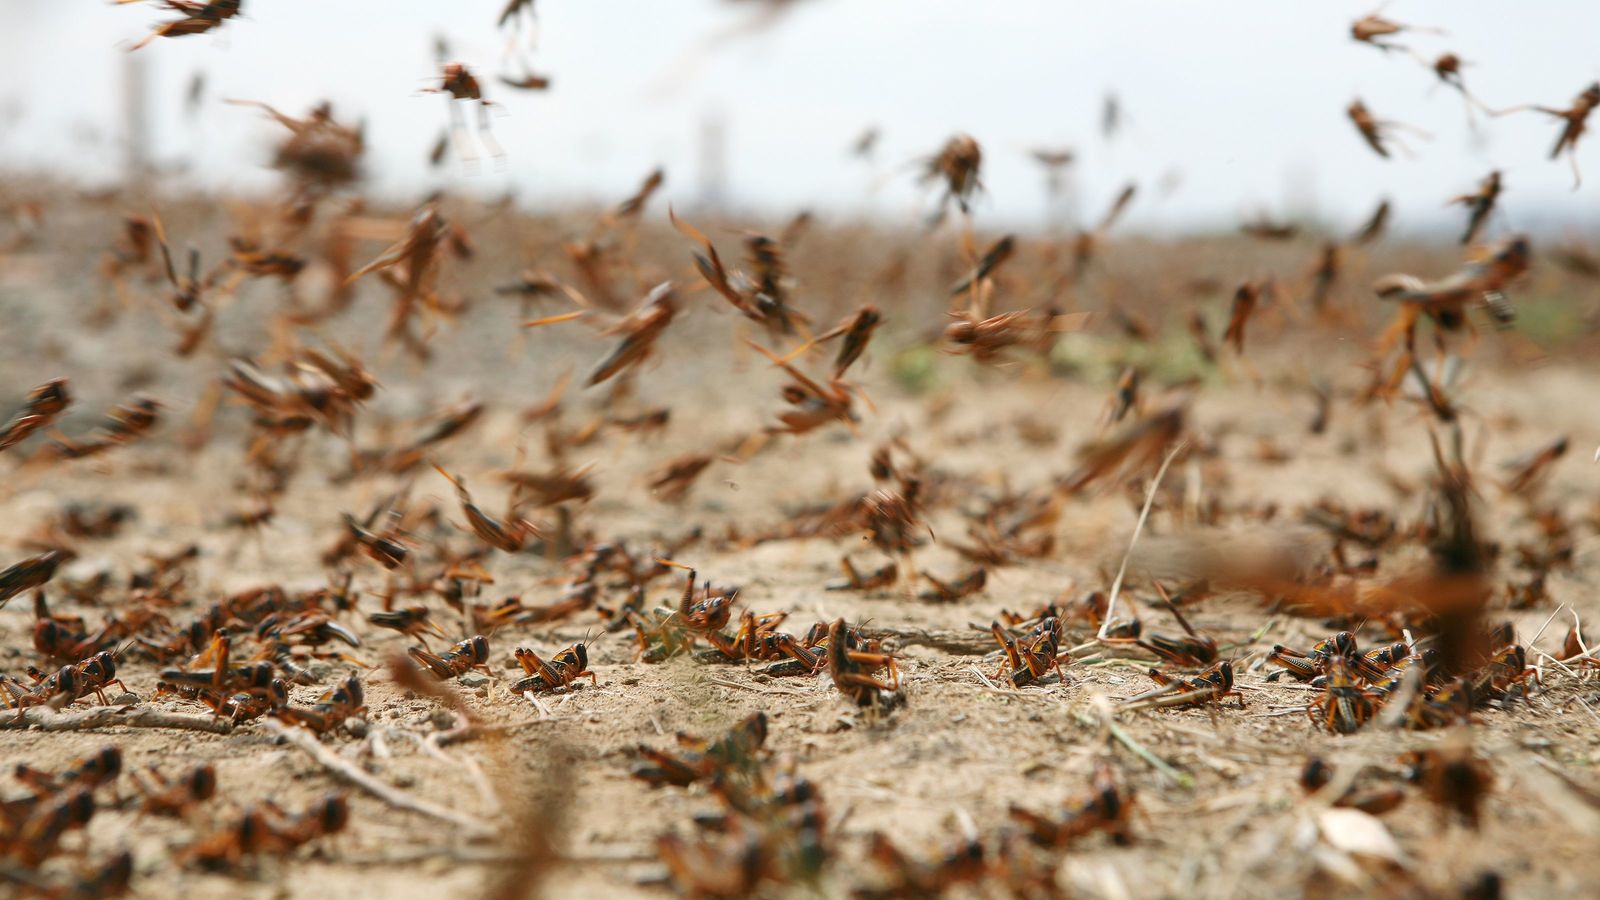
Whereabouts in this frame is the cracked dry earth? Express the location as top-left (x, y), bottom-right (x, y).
top-left (3, 208), bottom-right (1600, 899)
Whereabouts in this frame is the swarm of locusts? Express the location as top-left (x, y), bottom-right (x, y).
top-left (4, 4), bottom-right (1600, 898)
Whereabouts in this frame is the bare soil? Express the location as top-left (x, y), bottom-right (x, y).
top-left (2, 194), bottom-right (1600, 898)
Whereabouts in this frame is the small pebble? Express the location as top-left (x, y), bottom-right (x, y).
top-left (113, 692), bottom-right (140, 706)
top-left (393, 772), bottom-right (416, 788)
top-left (343, 717), bottom-right (369, 738)
top-left (304, 661), bottom-right (335, 681)
top-left (428, 710), bottom-right (456, 730)
top-left (460, 672), bottom-right (490, 688)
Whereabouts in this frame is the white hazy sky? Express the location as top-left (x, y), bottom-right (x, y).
top-left (1, 1), bottom-right (1597, 234)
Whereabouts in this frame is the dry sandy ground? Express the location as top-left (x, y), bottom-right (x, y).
top-left (3, 197), bottom-right (1600, 899)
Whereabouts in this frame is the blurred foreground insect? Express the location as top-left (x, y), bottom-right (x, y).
top-left (632, 711), bottom-right (768, 788)
top-left (183, 793), bottom-right (349, 870)
top-left (132, 763), bottom-right (218, 817)
top-left (1348, 99), bottom-right (1426, 158)
top-left (1008, 763), bottom-right (1134, 847)
top-left (1400, 741), bottom-right (1493, 828)
top-left (0, 379), bottom-right (71, 454)
top-left (1450, 171), bottom-right (1501, 246)
top-left (587, 282), bottom-right (678, 386)
top-left (1, 550), bottom-right (72, 610)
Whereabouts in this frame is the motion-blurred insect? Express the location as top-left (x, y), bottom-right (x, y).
top-left (800, 305), bottom-right (882, 379)
top-left (1427, 53), bottom-right (1483, 120)
top-left (918, 567), bottom-right (987, 603)
top-left (1349, 10), bottom-right (1439, 53)
top-left (609, 168), bottom-right (666, 223)
top-left (826, 557), bottom-right (898, 592)
top-left (148, 214), bottom-right (206, 313)
top-left (41, 395), bottom-right (161, 462)
top-left (1538, 83), bottom-right (1600, 187)
top-left (849, 126), bottom-right (880, 160)
top-left (1059, 401), bottom-right (1185, 495)
top-left (921, 134), bottom-right (984, 218)
top-left (1373, 234), bottom-right (1530, 359)
top-left (1029, 147), bottom-right (1076, 201)
top-left (1101, 93), bottom-right (1123, 140)
top-left (1450, 170), bottom-right (1501, 246)
top-left (434, 465), bottom-right (541, 553)
top-left (749, 341), bottom-right (860, 437)
top-left (345, 205), bottom-right (451, 357)
top-left (949, 234), bottom-right (1016, 297)
top-left (669, 210), bottom-right (806, 337)
top-left (587, 282), bottom-right (678, 386)
top-left (0, 379), bottom-right (71, 454)
top-left (1307, 243), bottom-right (1341, 312)
top-left (1500, 435), bottom-right (1567, 497)
top-left (1223, 279), bottom-right (1270, 355)
top-left (424, 62), bottom-right (504, 169)
top-left (1352, 198), bottom-right (1391, 245)
top-left (1070, 182), bottom-right (1137, 281)
top-left (125, 0), bottom-right (243, 51)
top-left (368, 606), bottom-right (448, 649)
top-left (227, 99), bottom-right (364, 193)
top-left (340, 511), bottom-right (409, 571)
top-left (497, 0), bottom-right (537, 30)
top-left (499, 70), bottom-right (552, 91)
top-left (647, 453), bottom-right (716, 504)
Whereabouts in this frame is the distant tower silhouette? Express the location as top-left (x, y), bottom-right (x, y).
top-left (122, 52), bottom-right (152, 185)
top-left (697, 112), bottom-right (728, 213)
top-left (1283, 160), bottom-right (1318, 224)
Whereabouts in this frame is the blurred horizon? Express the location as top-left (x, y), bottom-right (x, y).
top-left (1, 0), bottom-right (1598, 237)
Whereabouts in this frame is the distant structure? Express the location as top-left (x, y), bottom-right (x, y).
top-left (122, 52), bottom-right (152, 184)
top-left (696, 112), bottom-right (728, 213)
top-left (1283, 161), bottom-right (1319, 225)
